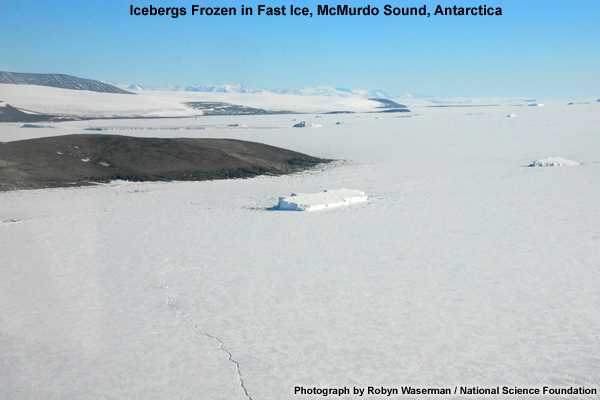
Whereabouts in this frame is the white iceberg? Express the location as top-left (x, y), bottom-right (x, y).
top-left (528, 103), bottom-right (545, 107)
top-left (529, 157), bottom-right (580, 167)
top-left (293, 121), bottom-right (322, 128)
top-left (274, 188), bottom-right (368, 211)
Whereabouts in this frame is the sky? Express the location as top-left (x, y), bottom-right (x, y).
top-left (1, 0), bottom-right (599, 97)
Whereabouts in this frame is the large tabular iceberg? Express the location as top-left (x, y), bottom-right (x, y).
top-left (529, 157), bottom-right (580, 167)
top-left (275, 188), bottom-right (368, 211)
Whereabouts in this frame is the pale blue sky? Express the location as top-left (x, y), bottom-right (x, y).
top-left (1, 1), bottom-right (599, 97)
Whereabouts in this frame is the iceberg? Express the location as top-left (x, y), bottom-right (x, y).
top-left (529, 157), bottom-right (580, 167)
top-left (274, 189), bottom-right (368, 211)
top-left (293, 121), bottom-right (322, 128)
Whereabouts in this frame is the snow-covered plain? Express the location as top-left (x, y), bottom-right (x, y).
top-left (0, 83), bottom-right (388, 118)
top-left (1, 90), bottom-right (600, 399)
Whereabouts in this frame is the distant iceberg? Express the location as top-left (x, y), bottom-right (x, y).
top-left (529, 157), bottom-right (579, 167)
top-left (274, 189), bottom-right (368, 211)
top-left (293, 121), bottom-right (322, 128)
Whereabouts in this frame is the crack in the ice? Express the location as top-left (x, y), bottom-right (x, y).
top-left (155, 266), bottom-right (253, 400)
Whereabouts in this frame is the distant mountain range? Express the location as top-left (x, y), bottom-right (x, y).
top-left (0, 71), bottom-right (134, 94)
top-left (0, 71), bottom-right (432, 99)
top-left (122, 83), bottom-right (433, 99)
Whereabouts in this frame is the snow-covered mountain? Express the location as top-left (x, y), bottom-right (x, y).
top-left (182, 84), bottom-right (262, 94)
top-left (0, 70), bottom-right (430, 99)
top-left (0, 72), bottom-right (133, 94)
top-left (120, 82), bottom-right (433, 99)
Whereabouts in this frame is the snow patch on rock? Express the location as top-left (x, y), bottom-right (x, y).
top-left (274, 189), bottom-right (368, 211)
top-left (529, 157), bottom-right (580, 167)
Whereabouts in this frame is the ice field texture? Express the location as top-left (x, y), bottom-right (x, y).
top-left (1, 89), bottom-right (600, 399)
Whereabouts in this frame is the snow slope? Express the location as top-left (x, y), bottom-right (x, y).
top-left (0, 84), bottom-right (386, 118)
top-left (1, 98), bottom-right (600, 399)
top-left (0, 71), bottom-right (132, 94)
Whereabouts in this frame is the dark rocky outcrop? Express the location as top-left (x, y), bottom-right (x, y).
top-left (368, 98), bottom-right (408, 109)
top-left (0, 101), bottom-right (76, 123)
top-left (0, 134), bottom-right (331, 191)
top-left (185, 102), bottom-right (294, 115)
top-left (0, 102), bottom-right (52, 123)
top-left (368, 98), bottom-right (410, 113)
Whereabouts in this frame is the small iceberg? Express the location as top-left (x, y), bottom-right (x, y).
top-left (274, 189), bottom-right (368, 211)
top-left (293, 121), bottom-right (322, 128)
top-left (507, 114), bottom-right (517, 117)
top-left (529, 157), bottom-right (580, 167)
top-left (528, 103), bottom-right (545, 107)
